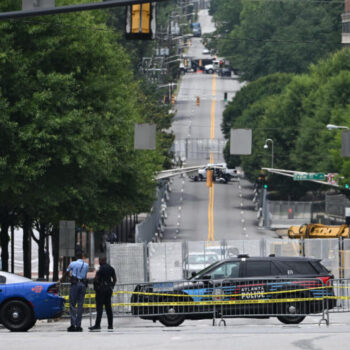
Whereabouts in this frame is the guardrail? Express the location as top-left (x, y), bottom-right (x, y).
top-left (60, 277), bottom-right (336, 326)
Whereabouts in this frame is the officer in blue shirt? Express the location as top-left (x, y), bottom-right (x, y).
top-left (61, 251), bottom-right (89, 332)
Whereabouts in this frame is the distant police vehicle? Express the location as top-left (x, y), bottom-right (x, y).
top-left (192, 163), bottom-right (237, 183)
top-left (131, 256), bottom-right (336, 327)
top-left (0, 272), bottom-right (64, 331)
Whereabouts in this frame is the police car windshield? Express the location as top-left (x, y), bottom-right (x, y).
top-left (190, 261), bottom-right (222, 279)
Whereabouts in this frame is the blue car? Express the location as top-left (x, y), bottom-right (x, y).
top-left (0, 271), bottom-right (64, 331)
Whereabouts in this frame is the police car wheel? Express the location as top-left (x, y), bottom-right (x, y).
top-left (1, 299), bottom-right (35, 332)
top-left (277, 315), bottom-right (305, 324)
top-left (159, 314), bottom-right (185, 327)
top-left (158, 303), bottom-right (185, 327)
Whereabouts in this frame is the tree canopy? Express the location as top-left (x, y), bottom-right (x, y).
top-left (0, 0), bottom-right (174, 275)
top-left (223, 49), bottom-right (350, 199)
top-left (209, 0), bottom-right (342, 81)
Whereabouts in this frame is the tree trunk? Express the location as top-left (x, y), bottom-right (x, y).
top-left (37, 225), bottom-right (46, 279)
top-left (0, 222), bottom-right (9, 272)
top-left (23, 216), bottom-right (32, 278)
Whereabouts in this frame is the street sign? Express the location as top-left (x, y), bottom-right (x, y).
top-left (230, 129), bottom-right (252, 155)
top-left (134, 123), bottom-right (156, 150)
top-left (59, 220), bottom-right (75, 257)
top-left (293, 173), bottom-right (325, 181)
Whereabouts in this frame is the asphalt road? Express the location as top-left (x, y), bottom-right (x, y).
top-left (165, 10), bottom-right (277, 243)
top-left (2, 315), bottom-right (350, 350)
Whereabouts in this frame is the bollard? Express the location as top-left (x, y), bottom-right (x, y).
top-left (89, 285), bottom-right (92, 327)
top-left (196, 96), bottom-right (200, 106)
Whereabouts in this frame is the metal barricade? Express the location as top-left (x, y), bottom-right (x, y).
top-left (59, 283), bottom-right (94, 326)
top-left (110, 277), bottom-right (330, 326)
top-left (59, 278), bottom-right (336, 327)
top-left (326, 278), bottom-right (350, 315)
top-left (213, 278), bottom-right (329, 326)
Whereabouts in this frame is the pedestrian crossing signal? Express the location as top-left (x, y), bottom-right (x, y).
top-left (126, 2), bottom-right (155, 39)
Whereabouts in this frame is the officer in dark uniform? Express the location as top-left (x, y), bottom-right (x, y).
top-left (89, 257), bottom-right (117, 331)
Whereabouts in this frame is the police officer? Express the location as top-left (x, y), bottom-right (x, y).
top-left (89, 257), bottom-right (117, 331)
top-left (61, 251), bottom-right (89, 332)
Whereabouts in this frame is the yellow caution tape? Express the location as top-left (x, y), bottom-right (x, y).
top-left (65, 295), bottom-right (333, 309)
top-left (61, 286), bottom-right (334, 301)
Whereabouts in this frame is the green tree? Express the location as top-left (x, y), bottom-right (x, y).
top-left (212, 0), bottom-right (342, 81)
top-left (0, 1), bottom-right (170, 277)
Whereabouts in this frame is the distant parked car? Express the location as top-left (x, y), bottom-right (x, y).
top-left (0, 272), bottom-right (64, 331)
top-left (218, 68), bottom-right (232, 77)
top-left (184, 252), bottom-right (220, 277)
top-left (202, 48), bottom-right (210, 55)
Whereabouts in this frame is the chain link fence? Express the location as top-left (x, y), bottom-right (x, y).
top-left (172, 138), bottom-right (226, 162)
top-left (106, 238), bottom-right (350, 284)
top-left (326, 193), bottom-right (350, 220)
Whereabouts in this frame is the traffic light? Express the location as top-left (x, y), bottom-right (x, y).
top-left (264, 184), bottom-right (268, 189)
top-left (206, 170), bottom-right (213, 187)
top-left (346, 184), bottom-right (349, 189)
top-left (171, 94), bottom-right (175, 105)
top-left (126, 3), bottom-right (155, 39)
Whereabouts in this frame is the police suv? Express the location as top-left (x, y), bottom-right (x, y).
top-left (131, 255), bottom-right (336, 327)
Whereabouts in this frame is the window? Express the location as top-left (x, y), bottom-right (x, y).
top-left (279, 261), bottom-right (317, 275)
top-left (245, 261), bottom-right (279, 277)
top-left (0, 275), bottom-right (6, 284)
top-left (205, 262), bottom-right (240, 280)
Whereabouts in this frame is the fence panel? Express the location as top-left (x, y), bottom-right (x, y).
top-left (342, 240), bottom-right (350, 279)
top-left (326, 278), bottom-right (350, 314)
top-left (108, 243), bottom-right (147, 283)
top-left (304, 239), bottom-right (340, 279)
top-left (148, 242), bottom-right (184, 282)
top-left (268, 201), bottom-right (312, 228)
top-left (265, 239), bottom-right (301, 257)
top-left (225, 240), bottom-right (261, 257)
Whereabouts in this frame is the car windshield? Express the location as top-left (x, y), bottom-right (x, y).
top-left (192, 261), bottom-right (241, 280)
top-left (191, 260), bottom-right (222, 279)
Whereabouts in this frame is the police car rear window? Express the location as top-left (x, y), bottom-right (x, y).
top-left (0, 275), bottom-right (5, 284)
top-left (280, 261), bottom-right (317, 275)
top-left (245, 261), bottom-right (280, 277)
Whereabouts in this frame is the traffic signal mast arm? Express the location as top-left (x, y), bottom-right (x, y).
top-left (262, 168), bottom-right (340, 188)
top-left (0, 0), bottom-right (168, 20)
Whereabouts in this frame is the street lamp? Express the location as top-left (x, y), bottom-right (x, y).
top-left (326, 124), bottom-right (350, 157)
top-left (264, 138), bottom-right (274, 168)
top-left (326, 124), bottom-right (349, 130)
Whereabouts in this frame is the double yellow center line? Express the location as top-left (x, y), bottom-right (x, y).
top-left (207, 74), bottom-right (216, 243)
